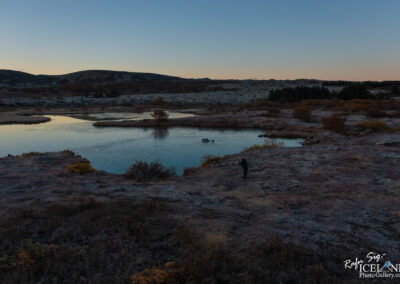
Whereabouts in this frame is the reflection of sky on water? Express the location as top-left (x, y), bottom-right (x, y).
top-left (0, 115), bottom-right (302, 175)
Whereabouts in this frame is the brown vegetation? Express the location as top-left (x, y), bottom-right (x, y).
top-left (66, 162), bottom-right (95, 174)
top-left (200, 155), bottom-right (224, 167)
top-left (183, 167), bottom-right (198, 176)
top-left (21, 152), bottom-right (46, 157)
top-left (243, 139), bottom-right (283, 152)
top-left (321, 116), bottom-right (345, 132)
top-left (292, 106), bottom-right (312, 122)
top-left (0, 198), bottom-right (172, 283)
top-left (355, 120), bottom-right (391, 132)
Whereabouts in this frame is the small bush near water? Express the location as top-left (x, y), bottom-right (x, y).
top-left (125, 161), bottom-right (175, 181)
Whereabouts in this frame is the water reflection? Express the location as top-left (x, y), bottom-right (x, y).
top-left (152, 128), bottom-right (169, 139)
top-left (0, 115), bottom-right (303, 175)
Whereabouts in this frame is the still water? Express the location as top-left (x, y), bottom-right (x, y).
top-left (0, 114), bottom-right (302, 174)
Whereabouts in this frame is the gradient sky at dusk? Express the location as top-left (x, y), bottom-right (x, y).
top-left (1, 0), bottom-right (399, 80)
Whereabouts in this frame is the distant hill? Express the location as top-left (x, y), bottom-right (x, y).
top-left (0, 70), bottom-right (185, 87)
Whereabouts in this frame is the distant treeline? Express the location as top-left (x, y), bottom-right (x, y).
top-left (268, 85), bottom-right (377, 102)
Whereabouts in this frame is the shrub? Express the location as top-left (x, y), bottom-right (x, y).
top-left (66, 162), bottom-right (95, 174)
top-left (151, 109), bottom-right (169, 121)
top-left (200, 155), bottom-right (223, 168)
top-left (243, 139), bottom-right (283, 152)
top-left (292, 106), bottom-right (312, 122)
top-left (321, 116), bottom-right (345, 132)
top-left (355, 121), bottom-right (391, 132)
top-left (125, 161), bottom-right (175, 182)
top-left (151, 96), bottom-right (164, 106)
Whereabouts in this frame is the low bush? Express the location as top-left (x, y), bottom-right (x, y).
top-left (66, 162), bottom-right (95, 174)
top-left (321, 116), bottom-right (345, 132)
top-left (151, 109), bottom-right (169, 121)
top-left (292, 106), bottom-right (312, 122)
top-left (125, 161), bottom-right (175, 182)
top-left (243, 139), bottom-right (283, 152)
top-left (200, 155), bottom-right (223, 168)
top-left (355, 120), bottom-right (391, 132)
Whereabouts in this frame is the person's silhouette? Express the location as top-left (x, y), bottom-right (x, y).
top-left (239, 158), bottom-right (248, 178)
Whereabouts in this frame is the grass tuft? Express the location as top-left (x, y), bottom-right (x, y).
top-left (66, 162), bottom-right (95, 174)
top-left (243, 139), bottom-right (283, 152)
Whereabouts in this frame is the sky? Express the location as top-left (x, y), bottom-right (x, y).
top-left (1, 0), bottom-right (399, 80)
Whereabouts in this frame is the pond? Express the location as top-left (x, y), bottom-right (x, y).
top-left (0, 114), bottom-right (303, 175)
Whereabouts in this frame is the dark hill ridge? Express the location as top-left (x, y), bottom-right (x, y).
top-left (0, 69), bottom-right (185, 87)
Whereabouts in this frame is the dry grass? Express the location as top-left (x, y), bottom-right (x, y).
top-left (200, 155), bottom-right (224, 167)
top-left (0, 198), bottom-right (346, 283)
top-left (355, 120), bottom-right (391, 132)
top-left (66, 162), bottom-right (95, 174)
top-left (334, 99), bottom-right (400, 113)
top-left (183, 167), bottom-right (198, 176)
top-left (321, 116), bottom-right (345, 132)
top-left (131, 262), bottom-right (181, 284)
top-left (0, 198), bottom-right (171, 283)
top-left (292, 106), bottom-right (312, 122)
top-left (243, 139), bottom-right (283, 152)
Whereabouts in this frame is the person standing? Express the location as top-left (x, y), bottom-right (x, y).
top-left (239, 158), bottom-right (248, 178)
